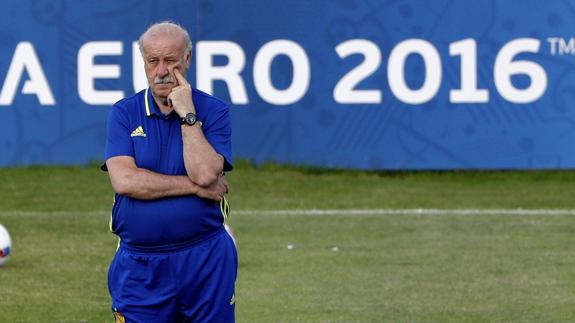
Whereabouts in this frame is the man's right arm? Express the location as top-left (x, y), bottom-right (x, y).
top-left (106, 156), bottom-right (228, 201)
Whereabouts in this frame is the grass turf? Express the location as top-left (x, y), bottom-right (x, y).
top-left (2, 161), bottom-right (575, 211)
top-left (0, 163), bottom-right (575, 321)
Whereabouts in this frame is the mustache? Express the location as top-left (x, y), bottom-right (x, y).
top-left (154, 75), bottom-right (175, 84)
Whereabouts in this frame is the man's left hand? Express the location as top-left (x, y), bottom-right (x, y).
top-left (168, 68), bottom-right (196, 117)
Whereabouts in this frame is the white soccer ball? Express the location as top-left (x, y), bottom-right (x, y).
top-left (0, 224), bottom-right (12, 267)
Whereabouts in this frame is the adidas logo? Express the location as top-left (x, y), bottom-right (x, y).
top-left (131, 126), bottom-right (146, 137)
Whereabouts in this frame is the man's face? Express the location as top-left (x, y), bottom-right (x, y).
top-left (142, 34), bottom-right (190, 103)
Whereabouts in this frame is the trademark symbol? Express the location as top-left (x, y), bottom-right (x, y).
top-left (547, 37), bottom-right (575, 55)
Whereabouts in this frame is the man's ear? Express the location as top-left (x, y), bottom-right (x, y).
top-left (185, 51), bottom-right (191, 69)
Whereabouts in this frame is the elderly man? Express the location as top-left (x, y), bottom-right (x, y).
top-left (103, 21), bottom-right (236, 322)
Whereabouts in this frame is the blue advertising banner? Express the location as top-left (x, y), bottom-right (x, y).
top-left (1, 0), bottom-right (575, 169)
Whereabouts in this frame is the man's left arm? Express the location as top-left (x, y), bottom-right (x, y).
top-left (169, 69), bottom-right (225, 187)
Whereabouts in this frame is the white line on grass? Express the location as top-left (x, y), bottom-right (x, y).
top-left (2, 209), bottom-right (575, 217)
top-left (233, 209), bottom-right (575, 216)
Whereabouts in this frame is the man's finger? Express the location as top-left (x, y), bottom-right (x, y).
top-left (167, 93), bottom-right (173, 107)
top-left (173, 68), bottom-right (188, 86)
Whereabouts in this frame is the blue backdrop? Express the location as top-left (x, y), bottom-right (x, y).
top-left (1, 0), bottom-right (575, 169)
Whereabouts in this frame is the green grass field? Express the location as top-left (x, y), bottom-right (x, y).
top-left (1, 163), bottom-right (575, 322)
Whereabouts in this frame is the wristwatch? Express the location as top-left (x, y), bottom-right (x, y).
top-left (180, 112), bottom-right (198, 126)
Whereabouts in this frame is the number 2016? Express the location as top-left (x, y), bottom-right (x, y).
top-left (334, 38), bottom-right (547, 105)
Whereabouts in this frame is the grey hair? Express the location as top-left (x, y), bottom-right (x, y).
top-left (138, 21), bottom-right (192, 57)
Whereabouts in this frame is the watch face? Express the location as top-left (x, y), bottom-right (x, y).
top-left (185, 113), bottom-right (196, 125)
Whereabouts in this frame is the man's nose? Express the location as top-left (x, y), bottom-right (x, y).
top-left (157, 61), bottom-right (169, 77)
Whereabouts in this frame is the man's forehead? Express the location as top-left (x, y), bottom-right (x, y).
top-left (142, 34), bottom-right (186, 56)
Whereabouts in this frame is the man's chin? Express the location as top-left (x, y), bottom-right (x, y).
top-left (151, 85), bottom-right (173, 98)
